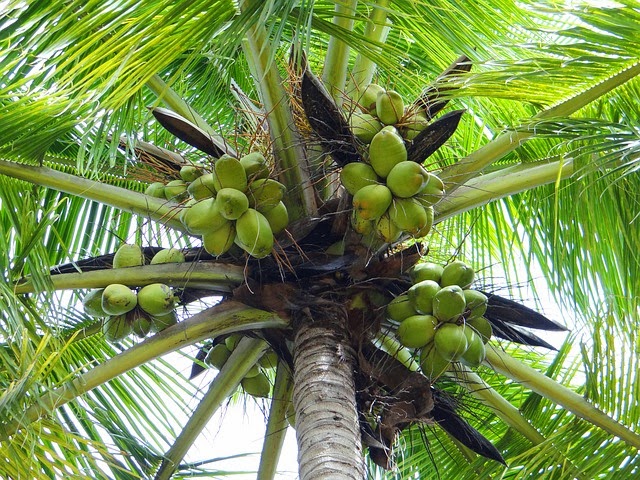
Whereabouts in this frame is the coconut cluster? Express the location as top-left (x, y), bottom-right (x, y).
top-left (82, 245), bottom-right (183, 342)
top-left (342, 85), bottom-right (445, 242)
top-left (350, 83), bottom-right (429, 142)
top-left (204, 334), bottom-right (278, 398)
top-left (146, 152), bottom-right (289, 259)
top-left (386, 260), bottom-right (493, 380)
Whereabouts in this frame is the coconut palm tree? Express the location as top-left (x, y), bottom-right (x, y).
top-left (1, 0), bottom-right (639, 478)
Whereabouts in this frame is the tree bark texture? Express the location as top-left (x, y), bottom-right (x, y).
top-left (292, 306), bottom-right (365, 479)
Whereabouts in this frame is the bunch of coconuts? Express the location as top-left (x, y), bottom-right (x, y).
top-left (341, 85), bottom-right (445, 242)
top-left (145, 152), bottom-right (289, 259)
top-left (82, 245), bottom-right (183, 342)
top-left (386, 260), bottom-right (493, 380)
top-left (204, 334), bottom-right (279, 398)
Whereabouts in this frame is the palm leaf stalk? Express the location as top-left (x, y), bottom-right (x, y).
top-left (436, 158), bottom-right (575, 222)
top-left (322, 0), bottom-right (359, 106)
top-left (0, 302), bottom-right (286, 439)
top-left (440, 62), bottom-right (640, 192)
top-left (485, 346), bottom-right (640, 449)
top-left (154, 337), bottom-right (269, 480)
top-left (257, 362), bottom-right (294, 480)
top-left (345, 0), bottom-right (391, 100)
top-left (0, 159), bottom-right (185, 231)
top-left (14, 262), bottom-right (244, 294)
top-left (449, 366), bottom-right (546, 445)
top-left (240, 0), bottom-right (317, 220)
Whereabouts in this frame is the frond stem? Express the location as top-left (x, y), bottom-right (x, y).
top-left (0, 301), bottom-right (287, 440)
top-left (154, 337), bottom-right (269, 480)
top-left (485, 346), bottom-right (640, 450)
top-left (0, 159), bottom-right (185, 231)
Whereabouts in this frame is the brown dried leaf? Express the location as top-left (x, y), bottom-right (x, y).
top-left (301, 68), bottom-right (362, 166)
top-left (406, 109), bottom-right (465, 163)
top-left (150, 107), bottom-right (234, 158)
top-left (412, 54), bottom-right (472, 119)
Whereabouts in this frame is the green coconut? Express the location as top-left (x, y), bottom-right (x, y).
top-left (150, 310), bottom-right (179, 332)
top-left (145, 182), bottom-right (166, 198)
top-left (408, 280), bottom-right (441, 315)
top-left (433, 323), bottom-right (468, 362)
top-left (440, 260), bottom-right (475, 289)
top-left (150, 248), bottom-right (185, 265)
top-left (396, 314), bottom-right (438, 349)
top-left (410, 262), bottom-right (444, 284)
top-left (204, 343), bottom-right (233, 370)
top-left (340, 162), bottom-right (380, 196)
top-left (241, 372), bottom-right (271, 398)
top-left (386, 294), bottom-right (418, 323)
top-left (164, 179), bottom-right (188, 201)
top-left (180, 165), bottom-right (202, 183)
top-left (113, 244), bottom-right (144, 269)
top-left (261, 201), bottom-right (289, 235)
top-left (101, 284), bottom-right (137, 316)
top-left (102, 314), bottom-right (133, 343)
top-left (82, 288), bottom-right (107, 317)
top-left (467, 316), bottom-right (493, 343)
top-left (463, 289), bottom-right (488, 319)
top-left (137, 283), bottom-right (176, 316)
top-left (419, 343), bottom-right (451, 380)
top-left (432, 285), bottom-right (467, 323)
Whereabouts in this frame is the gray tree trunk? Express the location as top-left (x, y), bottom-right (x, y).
top-left (292, 305), bottom-right (364, 479)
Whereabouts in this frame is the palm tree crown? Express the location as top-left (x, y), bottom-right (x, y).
top-left (0, 1), bottom-right (639, 478)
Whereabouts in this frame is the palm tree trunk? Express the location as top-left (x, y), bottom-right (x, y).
top-left (292, 304), bottom-right (364, 479)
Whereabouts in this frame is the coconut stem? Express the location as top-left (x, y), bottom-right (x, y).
top-left (155, 337), bottom-right (269, 480)
top-left (0, 159), bottom-right (184, 231)
top-left (440, 61), bottom-right (640, 192)
top-left (435, 158), bottom-right (574, 223)
top-left (257, 361), bottom-right (294, 480)
top-left (14, 262), bottom-right (245, 295)
top-left (485, 346), bottom-right (640, 449)
top-left (322, 0), bottom-right (358, 107)
top-left (0, 301), bottom-right (287, 440)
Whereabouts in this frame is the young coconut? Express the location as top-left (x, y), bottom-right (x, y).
top-left (145, 182), bottom-right (166, 198)
top-left (150, 248), bottom-right (185, 265)
top-left (396, 314), bottom-right (438, 349)
top-left (204, 343), bottom-right (233, 370)
top-left (432, 285), bottom-right (467, 323)
top-left (102, 314), bottom-right (133, 343)
top-left (241, 372), bottom-right (271, 398)
top-left (137, 283), bottom-right (176, 316)
top-left (408, 280), bottom-right (441, 315)
top-left (101, 284), bottom-right (137, 316)
top-left (376, 90), bottom-right (404, 126)
top-left (433, 323), bottom-right (468, 362)
top-left (113, 244), bottom-right (144, 269)
top-left (235, 208), bottom-right (274, 259)
top-left (261, 201), bottom-right (289, 235)
top-left (150, 310), bottom-right (179, 332)
top-left (211, 156), bottom-right (247, 192)
top-left (187, 173), bottom-right (217, 200)
top-left (340, 162), bottom-right (380, 196)
top-left (386, 294), bottom-right (418, 323)
top-left (240, 152), bottom-right (270, 181)
top-left (180, 165), bottom-right (202, 183)
top-left (410, 262), bottom-right (444, 284)
top-left (440, 260), bottom-right (475, 288)
top-left (352, 184), bottom-right (393, 221)
top-left (164, 179), bottom-right (188, 201)
top-left (368, 126), bottom-right (407, 178)
top-left (82, 288), bottom-right (107, 317)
